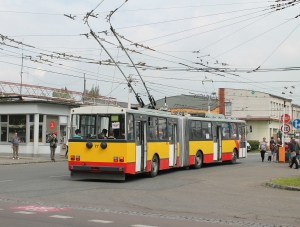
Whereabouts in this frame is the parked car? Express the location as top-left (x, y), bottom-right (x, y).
top-left (247, 142), bottom-right (251, 152)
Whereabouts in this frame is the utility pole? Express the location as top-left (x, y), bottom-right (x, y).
top-left (83, 73), bottom-right (86, 104)
top-left (282, 100), bottom-right (286, 144)
top-left (127, 74), bottom-right (133, 109)
top-left (20, 54), bottom-right (23, 95)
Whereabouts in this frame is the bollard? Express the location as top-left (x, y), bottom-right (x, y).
top-left (278, 147), bottom-right (285, 163)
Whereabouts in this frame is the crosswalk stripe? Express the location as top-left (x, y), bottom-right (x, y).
top-left (14, 211), bottom-right (36, 214)
top-left (88, 220), bottom-right (114, 223)
top-left (50, 215), bottom-right (73, 219)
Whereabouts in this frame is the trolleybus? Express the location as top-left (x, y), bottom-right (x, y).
top-left (68, 105), bottom-right (247, 180)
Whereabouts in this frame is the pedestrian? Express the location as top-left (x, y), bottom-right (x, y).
top-left (289, 138), bottom-right (299, 169)
top-left (259, 137), bottom-right (267, 162)
top-left (11, 132), bottom-right (20, 159)
top-left (267, 148), bottom-right (272, 162)
top-left (269, 137), bottom-right (276, 162)
top-left (49, 133), bottom-right (58, 162)
top-left (287, 137), bottom-right (294, 166)
top-left (275, 138), bottom-right (282, 162)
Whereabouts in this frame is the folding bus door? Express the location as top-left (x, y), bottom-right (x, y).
top-left (168, 123), bottom-right (178, 167)
top-left (214, 126), bottom-right (222, 160)
top-left (135, 121), bottom-right (147, 172)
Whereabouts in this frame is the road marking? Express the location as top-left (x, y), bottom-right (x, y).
top-left (50, 215), bottom-right (73, 219)
top-left (88, 220), bottom-right (114, 223)
top-left (0, 180), bottom-right (13, 183)
top-left (0, 208), bottom-right (4, 210)
top-left (49, 175), bottom-right (69, 178)
top-left (12, 205), bottom-right (67, 213)
top-left (132, 225), bottom-right (158, 227)
top-left (14, 211), bottom-right (36, 214)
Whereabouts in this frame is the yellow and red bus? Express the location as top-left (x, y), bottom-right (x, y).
top-left (68, 106), bottom-right (247, 180)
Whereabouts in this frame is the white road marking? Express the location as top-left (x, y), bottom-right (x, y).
top-left (49, 175), bottom-right (69, 178)
top-left (88, 220), bottom-right (114, 223)
top-left (0, 180), bottom-right (13, 183)
top-left (132, 225), bottom-right (158, 227)
top-left (0, 208), bottom-right (4, 210)
top-left (14, 211), bottom-right (36, 214)
top-left (50, 215), bottom-right (73, 219)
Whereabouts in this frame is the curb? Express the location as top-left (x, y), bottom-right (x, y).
top-left (265, 182), bottom-right (300, 191)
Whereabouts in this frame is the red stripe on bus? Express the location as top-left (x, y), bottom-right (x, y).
top-left (221, 152), bottom-right (232, 161)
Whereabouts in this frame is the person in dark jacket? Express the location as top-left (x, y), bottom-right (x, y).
top-left (49, 133), bottom-right (58, 162)
top-left (289, 138), bottom-right (299, 169)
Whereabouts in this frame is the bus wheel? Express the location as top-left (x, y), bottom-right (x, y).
top-left (150, 154), bottom-right (159, 177)
top-left (230, 150), bottom-right (237, 164)
top-left (194, 151), bottom-right (202, 169)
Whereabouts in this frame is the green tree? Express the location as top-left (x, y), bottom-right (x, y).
top-left (85, 85), bottom-right (100, 96)
top-left (52, 87), bottom-right (71, 99)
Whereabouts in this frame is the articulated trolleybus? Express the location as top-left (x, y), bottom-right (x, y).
top-left (68, 105), bottom-right (247, 180)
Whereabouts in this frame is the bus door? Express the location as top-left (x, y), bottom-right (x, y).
top-left (135, 121), bottom-right (147, 172)
top-left (214, 125), bottom-right (222, 160)
top-left (239, 125), bottom-right (247, 158)
top-left (168, 124), bottom-right (178, 167)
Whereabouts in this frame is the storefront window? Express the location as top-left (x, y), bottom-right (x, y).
top-left (1, 123), bottom-right (7, 142)
top-left (8, 115), bottom-right (26, 142)
top-left (29, 115), bottom-right (43, 142)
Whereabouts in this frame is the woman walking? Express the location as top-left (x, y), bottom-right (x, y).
top-left (49, 133), bottom-right (58, 162)
top-left (259, 137), bottom-right (267, 162)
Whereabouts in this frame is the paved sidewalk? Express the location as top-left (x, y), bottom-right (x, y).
top-left (0, 156), bottom-right (67, 165)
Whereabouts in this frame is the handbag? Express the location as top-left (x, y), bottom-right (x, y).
top-left (291, 151), bottom-right (296, 158)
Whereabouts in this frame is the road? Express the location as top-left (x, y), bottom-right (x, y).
top-left (0, 153), bottom-right (299, 227)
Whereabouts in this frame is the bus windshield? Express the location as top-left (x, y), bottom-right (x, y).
top-left (71, 114), bottom-right (125, 139)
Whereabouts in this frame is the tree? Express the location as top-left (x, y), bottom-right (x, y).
top-left (85, 85), bottom-right (100, 96)
top-left (52, 87), bottom-right (71, 99)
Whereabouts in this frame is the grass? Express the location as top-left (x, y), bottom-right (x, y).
top-left (270, 178), bottom-right (300, 188)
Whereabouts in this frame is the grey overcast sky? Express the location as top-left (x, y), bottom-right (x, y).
top-left (0, 0), bottom-right (300, 106)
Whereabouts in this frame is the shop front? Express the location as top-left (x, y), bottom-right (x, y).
top-left (0, 100), bottom-right (79, 157)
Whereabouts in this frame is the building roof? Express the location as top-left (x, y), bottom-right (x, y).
top-left (153, 94), bottom-right (218, 110)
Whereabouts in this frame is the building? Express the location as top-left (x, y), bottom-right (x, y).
top-left (0, 81), bottom-right (118, 157)
top-left (154, 94), bottom-right (219, 114)
top-left (219, 88), bottom-right (300, 143)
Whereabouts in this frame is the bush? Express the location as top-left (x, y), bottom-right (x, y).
top-left (249, 141), bottom-right (259, 150)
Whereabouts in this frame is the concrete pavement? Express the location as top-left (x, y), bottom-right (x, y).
top-left (0, 155), bottom-right (67, 165)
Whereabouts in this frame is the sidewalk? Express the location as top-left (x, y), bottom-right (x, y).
top-left (0, 155), bottom-right (67, 165)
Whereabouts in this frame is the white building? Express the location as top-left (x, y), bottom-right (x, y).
top-left (218, 88), bottom-right (300, 143)
top-left (0, 98), bottom-right (79, 157)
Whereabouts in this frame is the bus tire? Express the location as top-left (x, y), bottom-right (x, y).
top-left (150, 154), bottom-right (159, 177)
top-left (230, 150), bottom-right (237, 164)
top-left (194, 151), bottom-right (202, 169)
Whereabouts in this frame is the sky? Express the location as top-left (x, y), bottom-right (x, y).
top-left (0, 0), bottom-right (300, 107)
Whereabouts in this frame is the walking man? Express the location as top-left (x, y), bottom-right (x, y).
top-left (11, 132), bottom-right (20, 159)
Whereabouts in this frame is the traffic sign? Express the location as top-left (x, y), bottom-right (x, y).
top-left (280, 114), bottom-right (290, 123)
top-left (292, 119), bottom-right (300, 129)
top-left (280, 124), bottom-right (291, 134)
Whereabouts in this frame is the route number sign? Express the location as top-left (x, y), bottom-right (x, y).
top-left (280, 124), bottom-right (291, 134)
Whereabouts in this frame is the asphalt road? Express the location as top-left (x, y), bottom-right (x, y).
top-left (0, 153), bottom-right (299, 227)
